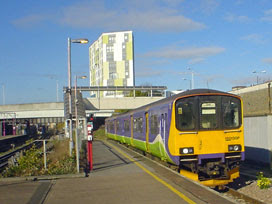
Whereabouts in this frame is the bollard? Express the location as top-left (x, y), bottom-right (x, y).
top-left (87, 135), bottom-right (93, 171)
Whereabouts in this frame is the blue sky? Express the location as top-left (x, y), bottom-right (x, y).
top-left (1, 0), bottom-right (272, 104)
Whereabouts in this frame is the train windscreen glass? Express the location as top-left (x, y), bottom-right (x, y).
top-left (175, 95), bottom-right (241, 131)
top-left (176, 98), bottom-right (196, 130)
top-left (200, 102), bottom-right (217, 129)
top-left (222, 97), bottom-right (241, 128)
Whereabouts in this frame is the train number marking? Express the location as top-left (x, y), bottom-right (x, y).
top-left (225, 136), bottom-right (240, 141)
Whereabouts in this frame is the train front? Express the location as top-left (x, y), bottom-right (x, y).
top-left (168, 92), bottom-right (245, 187)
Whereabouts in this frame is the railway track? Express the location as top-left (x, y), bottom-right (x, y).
top-left (0, 135), bottom-right (51, 172)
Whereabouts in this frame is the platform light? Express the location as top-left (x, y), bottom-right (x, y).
top-left (71, 39), bottom-right (89, 44)
top-left (67, 37), bottom-right (89, 157)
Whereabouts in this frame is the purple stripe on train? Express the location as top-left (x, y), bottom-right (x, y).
top-left (198, 152), bottom-right (245, 165)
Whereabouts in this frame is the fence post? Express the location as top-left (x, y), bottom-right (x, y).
top-left (43, 140), bottom-right (47, 170)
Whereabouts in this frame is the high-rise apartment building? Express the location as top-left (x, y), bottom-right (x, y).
top-left (89, 31), bottom-right (134, 97)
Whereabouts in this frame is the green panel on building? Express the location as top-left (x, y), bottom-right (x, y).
top-left (126, 42), bottom-right (133, 60)
top-left (103, 62), bottom-right (109, 80)
top-left (102, 35), bottom-right (108, 44)
top-left (116, 61), bottom-right (125, 78)
top-left (114, 78), bottom-right (123, 86)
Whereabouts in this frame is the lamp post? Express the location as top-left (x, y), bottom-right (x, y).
top-left (2, 84), bottom-right (5, 105)
top-left (182, 78), bottom-right (191, 90)
top-left (67, 37), bottom-right (89, 156)
top-left (75, 75), bottom-right (87, 173)
top-left (187, 68), bottom-right (194, 89)
top-left (252, 70), bottom-right (266, 85)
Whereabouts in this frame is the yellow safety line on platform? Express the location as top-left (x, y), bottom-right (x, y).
top-left (105, 141), bottom-right (196, 204)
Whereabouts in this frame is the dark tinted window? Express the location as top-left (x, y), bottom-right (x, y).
top-left (175, 95), bottom-right (241, 131)
top-left (176, 99), bottom-right (195, 130)
top-left (222, 97), bottom-right (241, 128)
top-left (124, 120), bottom-right (130, 132)
top-left (200, 102), bottom-right (217, 129)
top-left (150, 114), bottom-right (159, 134)
top-left (133, 117), bottom-right (143, 133)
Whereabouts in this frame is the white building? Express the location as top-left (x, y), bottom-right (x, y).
top-left (89, 31), bottom-right (134, 97)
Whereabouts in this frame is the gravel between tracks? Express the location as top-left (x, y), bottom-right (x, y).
top-left (237, 180), bottom-right (272, 204)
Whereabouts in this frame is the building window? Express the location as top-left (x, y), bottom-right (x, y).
top-left (109, 72), bottom-right (118, 79)
top-left (106, 45), bottom-right (114, 52)
top-left (109, 36), bottom-right (116, 43)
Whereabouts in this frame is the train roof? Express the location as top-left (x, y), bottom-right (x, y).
top-left (107, 89), bottom-right (240, 120)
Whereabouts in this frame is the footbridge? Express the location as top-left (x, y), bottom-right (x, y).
top-left (0, 86), bottom-right (167, 124)
top-left (64, 86), bottom-right (167, 118)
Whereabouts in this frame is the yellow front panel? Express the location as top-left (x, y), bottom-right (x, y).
top-left (168, 97), bottom-right (244, 156)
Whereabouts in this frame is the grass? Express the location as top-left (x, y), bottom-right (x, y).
top-left (93, 126), bottom-right (107, 140)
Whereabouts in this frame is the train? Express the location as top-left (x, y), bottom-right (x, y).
top-left (105, 89), bottom-right (245, 187)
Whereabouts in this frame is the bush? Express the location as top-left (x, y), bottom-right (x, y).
top-left (2, 139), bottom-right (77, 177)
top-left (257, 172), bottom-right (271, 189)
top-left (47, 154), bottom-right (76, 175)
top-left (3, 145), bottom-right (43, 177)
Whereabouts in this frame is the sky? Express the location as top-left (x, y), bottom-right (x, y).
top-left (1, 0), bottom-right (272, 104)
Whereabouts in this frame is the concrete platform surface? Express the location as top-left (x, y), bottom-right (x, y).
top-left (0, 140), bottom-right (236, 204)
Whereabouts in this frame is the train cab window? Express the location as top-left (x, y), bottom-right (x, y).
top-left (222, 97), bottom-right (241, 128)
top-left (176, 100), bottom-right (195, 130)
top-left (200, 102), bottom-right (217, 129)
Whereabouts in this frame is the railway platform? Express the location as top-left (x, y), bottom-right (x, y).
top-left (0, 139), bottom-right (236, 204)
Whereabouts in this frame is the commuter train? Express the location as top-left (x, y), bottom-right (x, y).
top-left (105, 89), bottom-right (245, 187)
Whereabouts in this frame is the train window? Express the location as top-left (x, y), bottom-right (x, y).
top-left (222, 97), bottom-right (241, 128)
top-left (124, 120), bottom-right (130, 132)
top-left (150, 115), bottom-right (159, 135)
top-left (109, 121), bottom-right (114, 132)
top-left (116, 120), bottom-right (120, 132)
top-left (200, 102), bottom-right (217, 129)
top-left (176, 100), bottom-right (195, 130)
top-left (133, 117), bottom-right (143, 133)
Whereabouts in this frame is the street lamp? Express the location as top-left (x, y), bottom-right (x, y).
top-left (182, 78), bottom-right (191, 90)
top-left (252, 70), bottom-right (266, 85)
top-left (75, 75), bottom-right (87, 173)
top-left (67, 37), bottom-right (89, 156)
top-left (187, 68), bottom-right (194, 89)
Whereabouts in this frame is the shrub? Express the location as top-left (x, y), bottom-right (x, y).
top-left (257, 172), bottom-right (271, 189)
top-left (3, 145), bottom-right (43, 177)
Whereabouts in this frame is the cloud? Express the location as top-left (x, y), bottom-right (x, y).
top-left (199, 0), bottom-right (220, 15)
top-left (262, 58), bottom-right (272, 64)
top-left (188, 58), bottom-right (205, 64)
top-left (224, 13), bottom-right (250, 23)
top-left (240, 33), bottom-right (265, 44)
top-left (136, 67), bottom-right (164, 78)
top-left (12, 0), bottom-right (205, 32)
top-left (12, 14), bottom-right (53, 28)
top-left (144, 46), bottom-right (225, 60)
top-left (261, 9), bottom-right (272, 22)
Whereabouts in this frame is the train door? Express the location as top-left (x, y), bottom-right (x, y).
top-left (161, 113), bottom-right (167, 159)
top-left (145, 112), bottom-right (150, 152)
top-left (114, 119), bottom-right (117, 140)
top-left (130, 115), bottom-right (134, 146)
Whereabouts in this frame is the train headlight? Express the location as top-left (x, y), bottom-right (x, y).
top-left (228, 144), bottom-right (241, 152)
top-left (180, 147), bottom-right (194, 155)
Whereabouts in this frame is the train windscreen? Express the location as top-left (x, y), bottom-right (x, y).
top-left (175, 95), bottom-right (241, 131)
